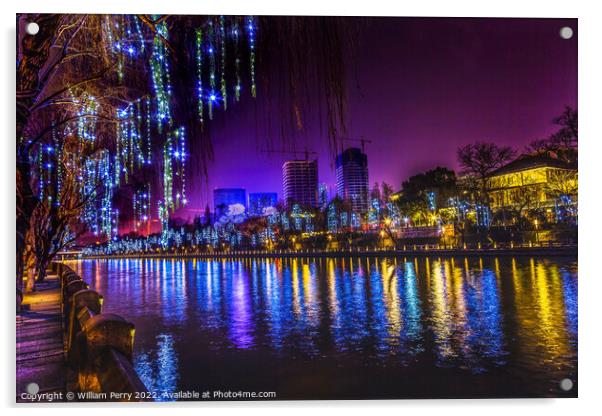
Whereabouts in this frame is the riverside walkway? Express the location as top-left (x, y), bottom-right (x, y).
top-left (16, 264), bottom-right (147, 403)
top-left (16, 272), bottom-right (66, 400)
top-left (83, 244), bottom-right (578, 260)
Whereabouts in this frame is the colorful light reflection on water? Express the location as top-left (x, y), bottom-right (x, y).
top-left (72, 256), bottom-right (577, 399)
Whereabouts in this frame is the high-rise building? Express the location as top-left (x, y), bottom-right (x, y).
top-left (213, 188), bottom-right (247, 220)
top-left (282, 160), bottom-right (319, 208)
top-left (335, 147), bottom-right (369, 213)
top-left (248, 192), bottom-right (278, 216)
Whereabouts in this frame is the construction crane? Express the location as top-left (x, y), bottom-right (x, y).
top-left (340, 137), bottom-right (372, 153)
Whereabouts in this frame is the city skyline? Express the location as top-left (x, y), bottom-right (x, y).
top-left (175, 17), bottom-right (576, 217)
top-left (188, 146), bottom-right (370, 218)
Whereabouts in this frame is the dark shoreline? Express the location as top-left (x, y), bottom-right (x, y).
top-left (78, 245), bottom-right (577, 260)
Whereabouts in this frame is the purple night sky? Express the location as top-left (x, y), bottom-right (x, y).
top-left (176, 17), bottom-right (577, 220)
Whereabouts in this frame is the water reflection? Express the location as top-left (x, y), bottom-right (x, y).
top-left (72, 255), bottom-right (577, 398)
top-left (134, 333), bottom-right (178, 401)
top-left (228, 261), bottom-right (254, 349)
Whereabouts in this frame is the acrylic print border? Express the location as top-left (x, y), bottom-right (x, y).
top-left (15, 12), bottom-right (577, 403)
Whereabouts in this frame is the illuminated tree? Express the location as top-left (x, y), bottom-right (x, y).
top-left (457, 142), bottom-right (516, 207)
top-left (29, 171), bottom-right (93, 283)
top-left (394, 167), bottom-right (458, 226)
top-left (16, 14), bottom-right (352, 302)
top-left (546, 169), bottom-right (578, 222)
top-left (491, 178), bottom-right (540, 228)
top-left (17, 15), bottom-right (124, 293)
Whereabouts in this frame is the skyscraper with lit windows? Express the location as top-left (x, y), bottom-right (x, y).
top-left (282, 160), bottom-right (319, 208)
top-left (335, 148), bottom-right (369, 214)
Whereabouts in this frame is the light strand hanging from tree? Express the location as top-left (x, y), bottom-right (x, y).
top-left (76, 94), bottom-right (98, 145)
top-left (133, 16), bottom-right (145, 53)
top-left (82, 160), bottom-right (96, 235)
top-left (145, 97), bottom-right (152, 164)
top-left (135, 99), bottom-right (143, 168)
top-left (98, 151), bottom-right (116, 241)
top-left (52, 121), bottom-right (62, 200)
top-left (246, 16), bottom-right (256, 97)
top-left (195, 28), bottom-right (205, 125)
top-left (193, 16), bottom-right (257, 124)
top-left (117, 107), bottom-right (130, 183)
top-left (233, 19), bottom-right (241, 102)
top-left (161, 126), bottom-right (187, 212)
top-left (174, 126), bottom-right (187, 207)
top-left (149, 19), bottom-right (173, 131)
top-left (219, 15), bottom-right (228, 111)
top-left (158, 200), bottom-right (169, 246)
top-left (115, 97), bottom-right (153, 185)
top-left (37, 144), bottom-right (45, 200)
top-left (82, 152), bottom-right (110, 237)
top-left (208, 20), bottom-right (217, 120)
top-left (133, 183), bottom-right (151, 232)
top-left (116, 15), bottom-right (126, 81)
top-left (162, 133), bottom-right (174, 211)
top-left (57, 15), bottom-right (263, 242)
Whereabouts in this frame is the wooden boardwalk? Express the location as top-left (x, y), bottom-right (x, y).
top-left (16, 273), bottom-right (66, 399)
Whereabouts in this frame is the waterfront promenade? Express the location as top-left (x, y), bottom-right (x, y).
top-left (16, 265), bottom-right (147, 402)
top-left (81, 243), bottom-right (577, 260)
top-left (16, 273), bottom-right (66, 400)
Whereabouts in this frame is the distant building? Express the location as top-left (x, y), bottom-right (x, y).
top-left (213, 188), bottom-right (247, 220)
top-left (248, 192), bottom-right (278, 216)
top-left (282, 160), bottom-right (319, 208)
top-left (485, 153), bottom-right (578, 222)
top-left (335, 148), bottom-right (369, 214)
top-left (318, 183), bottom-right (330, 209)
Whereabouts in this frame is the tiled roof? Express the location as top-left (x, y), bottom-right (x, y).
top-left (488, 153), bottom-right (576, 177)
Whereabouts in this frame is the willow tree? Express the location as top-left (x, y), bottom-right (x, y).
top-left (17, 15), bottom-right (142, 298)
top-left (16, 14), bottom-right (352, 304)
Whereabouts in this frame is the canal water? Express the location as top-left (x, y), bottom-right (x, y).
top-left (71, 256), bottom-right (577, 400)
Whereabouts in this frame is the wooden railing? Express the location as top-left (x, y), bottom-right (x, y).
top-left (53, 263), bottom-right (148, 401)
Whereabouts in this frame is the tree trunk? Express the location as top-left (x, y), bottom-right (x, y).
top-left (16, 156), bottom-right (37, 297)
top-left (25, 265), bottom-right (36, 293)
top-left (36, 256), bottom-right (49, 283)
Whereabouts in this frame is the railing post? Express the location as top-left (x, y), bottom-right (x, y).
top-left (67, 290), bottom-right (103, 359)
top-left (56, 263), bottom-right (148, 400)
top-left (76, 313), bottom-right (136, 394)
